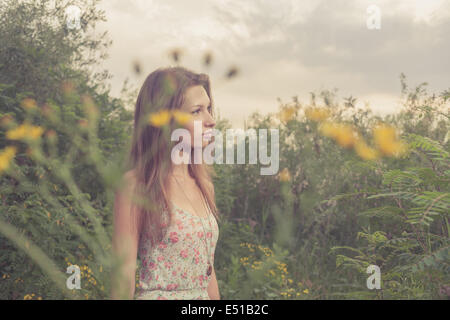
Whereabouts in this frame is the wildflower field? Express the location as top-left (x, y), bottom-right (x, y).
top-left (0, 0), bottom-right (449, 300)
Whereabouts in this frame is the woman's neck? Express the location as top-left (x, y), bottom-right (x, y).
top-left (170, 150), bottom-right (192, 181)
top-left (171, 164), bottom-right (189, 178)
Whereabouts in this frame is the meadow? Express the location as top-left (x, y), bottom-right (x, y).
top-left (0, 0), bottom-right (448, 300)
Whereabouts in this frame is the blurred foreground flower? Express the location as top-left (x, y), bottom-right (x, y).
top-left (226, 66), bottom-right (239, 79)
top-left (45, 130), bottom-right (57, 141)
top-left (172, 110), bottom-right (192, 125)
top-left (354, 140), bottom-right (380, 161)
top-left (132, 60), bottom-right (142, 75)
top-left (0, 146), bottom-right (17, 173)
top-left (21, 98), bottom-right (37, 110)
top-left (305, 107), bottom-right (331, 122)
top-left (6, 123), bottom-right (44, 141)
top-left (62, 81), bottom-right (75, 95)
top-left (203, 52), bottom-right (213, 67)
top-left (319, 122), bottom-right (357, 148)
top-left (149, 110), bottom-right (171, 127)
top-left (278, 168), bottom-right (291, 182)
top-left (81, 95), bottom-right (99, 120)
top-left (0, 114), bottom-right (14, 127)
top-left (373, 124), bottom-right (408, 157)
top-left (169, 48), bottom-right (183, 63)
top-left (279, 106), bottom-right (296, 123)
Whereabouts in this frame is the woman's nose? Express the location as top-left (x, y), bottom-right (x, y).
top-left (204, 112), bottom-right (216, 128)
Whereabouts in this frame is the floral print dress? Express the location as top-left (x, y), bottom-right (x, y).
top-left (135, 200), bottom-right (219, 300)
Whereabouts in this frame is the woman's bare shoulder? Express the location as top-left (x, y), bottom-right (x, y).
top-left (124, 169), bottom-right (137, 180)
top-left (115, 169), bottom-right (137, 196)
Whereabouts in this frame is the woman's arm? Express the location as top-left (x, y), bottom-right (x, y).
top-left (206, 180), bottom-right (220, 299)
top-left (207, 267), bottom-right (220, 300)
top-left (111, 172), bottom-right (141, 300)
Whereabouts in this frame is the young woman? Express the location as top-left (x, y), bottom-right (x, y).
top-left (111, 67), bottom-right (220, 300)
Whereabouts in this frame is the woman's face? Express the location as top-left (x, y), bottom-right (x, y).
top-left (178, 85), bottom-right (216, 149)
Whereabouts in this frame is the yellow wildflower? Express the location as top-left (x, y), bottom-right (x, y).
top-left (28, 126), bottom-right (44, 139)
top-left (305, 107), bottom-right (331, 122)
top-left (278, 168), bottom-right (291, 182)
top-left (21, 98), bottom-right (37, 110)
top-left (319, 122), bottom-right (358, 148)
top-left (334, 124), bottom-right (358, 148)
top-left (319, 121), bottom-right (338, 138)
top-left (0, 146), bottom-right (17, 173)
top-left (6, 123), bottom-right (44, 141)
top-left (149, 110), bottom-right (171, 127)
top-left (172, 110), bottom-right (192, 125)
top-left (279, 106), bottom-right (296, 123)
top-left (6, 125), bottom-right (28, 140)
top-left (373, 124), bottom-right (408, 157)
top-left (0, 114), bottom-right (14, 127)
top-left (354, 140), bottom-right (380, 161)
top-left (303, 289), bottom-right (309, 294)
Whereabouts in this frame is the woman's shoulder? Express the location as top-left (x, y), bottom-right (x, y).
top-left (124, 169), bottom-right (137, 181)
top-left (115, 170), bottom-right (138, 200)
top-left (122, 169), bottom-right (139, 188)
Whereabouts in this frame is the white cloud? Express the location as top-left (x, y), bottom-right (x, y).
top-left (93, 0), bottom-right (450, 127)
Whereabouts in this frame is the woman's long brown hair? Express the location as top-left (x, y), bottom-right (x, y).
top-left (124, 66), bottom-right (220, 248)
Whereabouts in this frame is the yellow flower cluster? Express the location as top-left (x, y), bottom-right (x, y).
top-left (239, 242), bottom-right (312, 299)
top-left (2, 274), bottom-right (11, 279)
top-left (239, 256), bottom-right (250, 266)
top-left (240, 242), bottom-right (275, 256)
top-left (0, 146), bottom-right (17, 174)
top-left (6, 122), bottom-right (44, 141)
top-left (305, 107), bottom-right (331, 122)
top-left (65, 258), bottom-right (98, 287)
top-left (318, 121), bottom-right (408, 160)
top-left (279, 106), bottom-right (297, 123)
top-left (278, 168), bottom-right (291, 182)
top-left (148, 110), bottom-right (193, 127)
top-left (280, 285), bottom-right (310, 299)
top-left (21, 98), bottom-right (37, 110)
top-left (301, 103), bottom-right (408, 161)
top-left (319, 122), bottom-right (358, 149)
top-left (373, 123), bottom-right (408, 157)
top-left (14, 277), bottom-right (24, 284)
top-left (23, 293), bottom-right (43, 300)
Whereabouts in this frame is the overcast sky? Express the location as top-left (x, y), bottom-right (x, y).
top-left (95, 0), bottom-right (450, 128)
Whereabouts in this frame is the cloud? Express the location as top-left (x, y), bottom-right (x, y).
top-left (96, 0), bottom-right (450, 127)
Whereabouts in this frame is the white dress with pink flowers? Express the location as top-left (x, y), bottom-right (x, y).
top-left (135, 201), bottom-right (219, 300)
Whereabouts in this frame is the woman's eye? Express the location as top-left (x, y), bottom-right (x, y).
top-left (192, 109), bottom-right (201, 115)
top-left (207, 106), bottom-right (212, 113)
